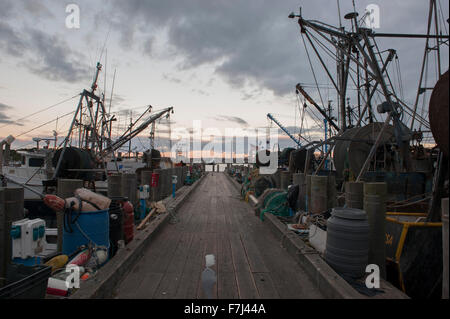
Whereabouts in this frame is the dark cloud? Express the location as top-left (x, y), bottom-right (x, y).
top-left (24, 29), bottom-right (90, 83)
top-left (214, 115), bottom-right (249, 127)
top-left (0, 0), bottom-right (14, 20)
top-left (0, 21), bottom-right (27, 56)
top-left (0, 19), bottom-right (90, 83)
top-left (162, 73), bottom-right (182, 84)
top-left (0, 102), bottom-right (23, 126)
top-left (21, 1), bottom-right (53, 19)
top-left (105, 0), bottom-right (448, 116)
top-left (107, 0), bottom-right (307, 96)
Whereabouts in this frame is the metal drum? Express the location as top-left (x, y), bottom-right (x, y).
top-left (429, 70), bottom-right (449, 157)
top-left (325, 208), bottom-right (370, 278)
top-left (333, 123), bottom-right (395, 181)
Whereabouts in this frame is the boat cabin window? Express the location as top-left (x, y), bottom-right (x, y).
top-left (29, 158), bottom-right (44, 167)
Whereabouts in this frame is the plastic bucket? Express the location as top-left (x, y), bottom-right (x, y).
top-left (62, 209), bottom-right (109, 256)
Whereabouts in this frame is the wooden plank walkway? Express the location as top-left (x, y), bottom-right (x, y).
top-left (113, 173), bottom-right (323, 299)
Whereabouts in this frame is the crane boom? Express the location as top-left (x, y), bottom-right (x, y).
top-left (99, 107), bottom-right (173, 159)
top-left (267, 113), bottom-right (304, 148)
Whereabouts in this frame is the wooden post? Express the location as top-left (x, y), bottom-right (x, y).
top-left (153, 169), bottom-right (162, 201)
top-left (107, 174), bottom-right (123, 198)
top-left (3, 187), bottom-right (24, 222)
top-left (0, 188), bottom-right (8, 287)
top-left (293, 173), bottom-right (306, 211)
top-left (0, 187), bottom-right (24, 286)
top-left (364, 182), bottom-right (387, 279)
top-left (442, 198), bottom-right (449, 299)
top-left (345, 182), bottom-right (364, 209)
top-left (310, 176), bottom-right (328, 214)
top-left (280, 171), bottom-right (292, 190)
top-left (122, 173), bottom-right (137, 206)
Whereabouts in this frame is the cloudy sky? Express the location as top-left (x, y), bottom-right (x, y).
top-left (0, 0), bottom-right (448, 154)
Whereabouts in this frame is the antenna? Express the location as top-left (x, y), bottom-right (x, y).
top-left (337, 0), bottom-right (343, 29)
top-left (104, 49), bottom-right (107, 104)
top-left (99, 26), bottom-right (111, 63)
top-left (109, 68), bottom-right (117, 114)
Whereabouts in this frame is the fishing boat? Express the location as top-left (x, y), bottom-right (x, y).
top-left (239, 1), bottom-right (448, 299)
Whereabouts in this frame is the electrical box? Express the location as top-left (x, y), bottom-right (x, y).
top-left (11, 218), bottom-right (47, 260)
top-left (139, 185), bottom-right (150, 200)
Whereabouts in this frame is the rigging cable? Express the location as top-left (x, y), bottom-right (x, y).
top-left (0, 94), bottom-right (80, 130)
top-left (300, 32), bottom-right (327, 115)
top-left (15, 111), bottom-right (76, 138)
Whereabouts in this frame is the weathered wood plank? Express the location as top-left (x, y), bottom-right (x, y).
top-left (229, 232), bottom-right (259, 299)
top-left (153, 232), bottom-right (194, 299)
top-left (253, 272), bottom-right (280, 299)
top-left (174, 232), bottom-right (205, 298)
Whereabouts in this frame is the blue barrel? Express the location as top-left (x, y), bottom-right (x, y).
top-left (62, 210), bottom-right (109, 256)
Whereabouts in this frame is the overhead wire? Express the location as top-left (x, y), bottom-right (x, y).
top-left (15, 111), bottom-right (76, 138)
top-left (0, 94), bottom-right (80, 130)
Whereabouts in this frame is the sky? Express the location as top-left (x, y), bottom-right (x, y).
top-left (0, 0), bottom-right (448, 157)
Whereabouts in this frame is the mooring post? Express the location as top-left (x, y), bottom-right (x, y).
top-left (293, 173), bottom-right (306, 211)
top-left (306, 175), bottom-right (312, 213)
top-left (345, 181), bottom-right (364, 209)
top-left (364, 182), bottom-right (388, 280)
top-left (107, 173), bottom-right (123, 198)
top-left (0, 188), bottom-right (8, 287)
top-left (442, 198), bottom-right (449, 299)
top-left (281, 171), bottom-right (292, 190)
top-left (310, 176), bottom-right (328, 214)
top-left (122, 173), bottom-right (137, 207)
top-left (327, 175), bottom-right (337, 210)
top-left (273, 169), bottom-right (282, 189)
top-left (164, 169), bottom-right (171, 198)
top-left (57, 179), bottom-right (83, 253)
top-left (154, 169), bottom-right (163, 201)
top-left (0, 187), bottom-right (25, 283)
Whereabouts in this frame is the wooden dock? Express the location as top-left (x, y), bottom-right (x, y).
top-left (113, 173), bottom-right (323, 299)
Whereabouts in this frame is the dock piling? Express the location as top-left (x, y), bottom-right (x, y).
top-left (107, 174), bottom-right (123, 198)
top-left (345, 182), bottom-right (364, 209)
top-left (281, 171), bottom-right (292, 190)
top-left (122, 173), bottom-right (138, 207)
top-left (293, 173), bottom-right (306, 211)
top-left (310, 176), bottom-right (328, 214)
top-left (364, 182), bottom-right (388, 279)
top-left (442, 198), bottom-right (449, 299)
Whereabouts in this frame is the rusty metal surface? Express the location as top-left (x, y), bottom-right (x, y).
top-left (333, 123), bottom-right (395, 180)
top-left (429, 70), bottom-right (449, 157)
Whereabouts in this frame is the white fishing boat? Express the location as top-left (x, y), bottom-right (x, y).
top-left (1, 150), bottom-right (52, 200)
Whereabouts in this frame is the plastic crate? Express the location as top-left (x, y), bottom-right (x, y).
top-left (0, 264), bottom-right (52, 299)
